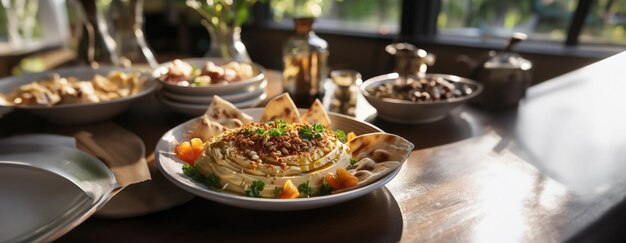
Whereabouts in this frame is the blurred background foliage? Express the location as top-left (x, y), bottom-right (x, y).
top-left (438, 0), bottom-right (626, 44)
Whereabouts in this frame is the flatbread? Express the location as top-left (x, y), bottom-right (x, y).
top-left (300, 99), bottom-right (331, 127)
top-left (205, 95), bottom-right (253, 125)
top-left (188, 96), bottom-right (253, 141)
top-left (187, 116), bottom-right (227, 141)
top-left (260, 93), bottom-right (300, 122)
top-left (335, 132), bottom-right (413, 193)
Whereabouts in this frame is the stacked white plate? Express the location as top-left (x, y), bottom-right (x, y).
top-left (154, 58), bottom-right (268, 116)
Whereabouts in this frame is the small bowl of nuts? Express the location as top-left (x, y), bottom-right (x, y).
top-left (361, 73), bottom-right (483, 123)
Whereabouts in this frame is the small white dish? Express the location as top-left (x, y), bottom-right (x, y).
top-left (0, 66), bottom-right (157, 125)
top-left (155, 108), bottom-right (400, 211)
top-left (160, 79), bottom-right (267, 105)
top-left (157, 92), bottom-right (267, 116)
top-left (0, 145), bottom-right (117, 242)
top-left (154, 58), bottom-right (265, 96)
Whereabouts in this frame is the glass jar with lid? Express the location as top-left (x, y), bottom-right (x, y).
top-left (282, 17), bottom-right (329, 107)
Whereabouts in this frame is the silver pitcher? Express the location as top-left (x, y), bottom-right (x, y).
top-left (459, 33), bottom-right (532, 109)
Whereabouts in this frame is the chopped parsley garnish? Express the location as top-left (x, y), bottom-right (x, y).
top-left (318, 182), bottom-right (333, 196)
top-left (349, 158), bottom-right (358, 167)
top-left (334, 129), bottom-right (347, 143)
top-left (298, 181), bottom-right (312, 197)
top-left (274, 119), bottom-right (287, 126)
top-left (245, 180), bottom-right (265, 197)
top-left (243, 126), bottom-right (255, 136)
top-left (182, 164), bottom-right (221, 189)
top-left (255, 128), bottom-right (265, 135)
top-left (273, 186), bottom-right (283, 198)
top-left (268, 127), bottom-right (288, 138)
top-left (299, 123), bottom-right (325, 139)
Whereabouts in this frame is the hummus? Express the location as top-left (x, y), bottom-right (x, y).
top-left (194, 120), bottom-right (352, 197)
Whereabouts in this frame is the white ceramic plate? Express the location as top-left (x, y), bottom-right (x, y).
top-left (0, 145), bottom-right (117, 242)
top-left (157, 92), bottom-right (266, 116)
top-left (161, 79), bottom-right (267, 104)
top-left (0, 66), bottom-right (157, 125)
top-left (155, 108), bottom-right (402, 211)
top-left (154, 58), bottom-right (265, 96)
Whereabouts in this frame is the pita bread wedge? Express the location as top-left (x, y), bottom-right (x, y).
top-left (260, 93), bottom-right (300, 122)
top-left (335, 132), bottom-right (413, 193)
top-left (188, 96), bottom-right (253, 141)
top-left (300, 99), bottom-right (331, 127)
top-left (205, 95), bottom-right (253, 125)
top-left (187, 116), bottom-right (227, 141)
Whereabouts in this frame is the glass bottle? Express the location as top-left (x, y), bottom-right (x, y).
top-left (106, 0), bottom-right (157, 68)
top-left (282, 18), bottom-right (329, 107)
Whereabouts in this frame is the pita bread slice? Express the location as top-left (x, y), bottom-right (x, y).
top-left (300, 99), bottom-right (331, 127)
top-left (334, 132), bottom-right (413, 193)
top-left (205, 95), bottom-right (253, 126)
top-left (187, 116), bottom-right (227, 141)
top-left (260, 93), bottom-right (300, 123)
top-left (187, 96), bottom-right (252, 141)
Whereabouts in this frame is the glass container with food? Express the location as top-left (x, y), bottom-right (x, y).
top-left (282, 18), bottom-right (329, 107)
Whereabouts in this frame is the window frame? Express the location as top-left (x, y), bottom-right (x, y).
top-left (250, 0), bottom-right (625, 58)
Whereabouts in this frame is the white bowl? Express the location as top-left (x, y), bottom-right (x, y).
top-left (160, 79), bottom-right (267, 105)
top-left (361, 73), bottom-right (483, 124)
top-left (157, 92), bottom-right (266, 116)
top-left (0, 66), bottom-right (157, 125)
top-left (153, 58), bottom-right (265, 96)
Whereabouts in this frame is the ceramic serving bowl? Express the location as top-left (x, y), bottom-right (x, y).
top-left (360, 73), bottom-right (483, 124)
top-left (0, 66), bottom-right (157, 125)
top-left (153, 58), bottom-right (266, 96)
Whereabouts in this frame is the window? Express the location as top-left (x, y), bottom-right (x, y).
top-left (269, 0), bottom-right (401, 35)
top-left (255, 0), bottom-right (625, 54)
top-left (580, 0), bottom-right (626, 45)
top-left (437, 0), bottom-right (577, 42)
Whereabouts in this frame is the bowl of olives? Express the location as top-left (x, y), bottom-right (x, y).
top-left (361, 73), bottom-right (482, 123)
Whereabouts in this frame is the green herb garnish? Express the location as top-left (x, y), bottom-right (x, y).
top-left (255, 128), bottom-right (265, 135)
top-left (298, 181), bottom-right (312, 197)
top-left (349, 158), bottom-right (358, 167)
top-left (273, 186), bottom-right (283, 198)
top-left (182, 164), bottom-right (221, 189)
top-left (242, 126), bottom-right (255, 136)
top-left (334, 129), bottom-right (347, 143)
top-left (245, 180), bottom-right (265, 197)
top-left (318, 182), bottom-right (333, 196)
top-left (299, 123), bottom-right (325, 139)
top-left (268, 127), bottom-right (288, 138)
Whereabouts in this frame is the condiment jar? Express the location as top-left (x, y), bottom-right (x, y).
top-left (461, 33), bottom-right (533, 109)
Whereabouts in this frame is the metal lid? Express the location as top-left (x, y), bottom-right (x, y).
top-left (484, 52), bottom-right (532, 70)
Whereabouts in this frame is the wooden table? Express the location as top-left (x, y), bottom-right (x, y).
top-left (1, 53), bottom-right (626, 242)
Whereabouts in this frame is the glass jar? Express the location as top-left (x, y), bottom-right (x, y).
top-left (282, 18), bottom-right (329, 107)
top-left (329, 70), bottom-right (361, 116)
top-left (106, 0), bottom-right (157, 68)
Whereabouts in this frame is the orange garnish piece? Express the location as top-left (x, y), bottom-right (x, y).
top-left (346, 132), bottom-right (357, 142)
top-left (175, 138), bottom-right (205, 165)
top-left (190, 138), bottom-right (204, 155)
top-left (336, 167), bottom-right (358, 188)
top-left (279, 180), bottom-right (300, 199)
top-left (324, 173), bottom-right (342, 191)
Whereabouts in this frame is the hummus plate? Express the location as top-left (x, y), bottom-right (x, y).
top-left (155, 108), bottom-right (404, 210)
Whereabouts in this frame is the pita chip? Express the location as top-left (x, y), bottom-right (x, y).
top-left (187, 116), bottom-right (227, 141)
top-left (188, 96), bottom-right (253, 141)
top-left (334, 133), bottom-right (413, 193)
top-left (300, 99), bottom-right (331, 127)
top-left (260, 93), bottom-right (300, 123)
top-left (205, 95), bottom-right (253, 126)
